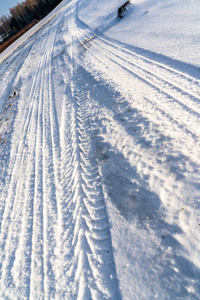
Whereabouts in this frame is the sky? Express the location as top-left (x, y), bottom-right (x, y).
top-left (0, 0), bottom-right (20, 17)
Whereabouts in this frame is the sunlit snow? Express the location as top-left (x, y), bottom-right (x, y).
top-left (0, 0), bottom-right (200, 299)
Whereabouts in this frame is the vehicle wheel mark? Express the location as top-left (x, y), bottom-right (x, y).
top-left (51, 9), bottom-right (121, 298)
top-left (0, 27), bottom-right (52, 239)
top-left (73, 84), bottom-right (120, 299)
top-left (0, 28), bottom-right (56, 297)
top-left (42, 32), bottom-right (61, 300)
top-left (77, 30), bottom-right (200, 145)
top-left (0, 67), bottom-right (41, 296)
top-left (105, 52), bottom-right (200, 120)
top-left (34, 17), bottom-right (64, 298)
top-left (0, 15), bottom-right (62, 297)
top-left (71, 37), bottom-right (120, 295)
top-left (77, 22), bottom-right (200, 91)
top-left (77, 26), bottom-right (200, 137)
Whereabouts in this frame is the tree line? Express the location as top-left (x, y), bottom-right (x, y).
top-left (0, 0), bottom-right (62, 43)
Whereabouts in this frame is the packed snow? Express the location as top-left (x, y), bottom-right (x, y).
top-left (0, 0), bottom-right (200, 299)
top-left (79, 0), bottom-right (200, 67)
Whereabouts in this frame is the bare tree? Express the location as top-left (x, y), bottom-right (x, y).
top-left (0, 0), bottom-right (62, 44)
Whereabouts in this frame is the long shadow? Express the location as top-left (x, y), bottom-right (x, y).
top-left (74, 64), bottom-right (200, 296)
top-left (97, 31), bottom-right (200, 79)
top-left (76, 64), bottom-right (191, 181)
top-left (92, 130), bottom-right (200, 298)
top-left (77, 15), bottom-right (200, 80)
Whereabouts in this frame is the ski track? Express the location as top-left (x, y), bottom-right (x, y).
top-left (0, 0), bottom-right (200, 298)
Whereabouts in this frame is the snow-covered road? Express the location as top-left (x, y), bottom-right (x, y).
top-left (0, 0), bottom-right (200, 298)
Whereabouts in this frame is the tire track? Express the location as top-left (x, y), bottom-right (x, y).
top-left (76, 20), bottom-right (200, 299)
top-left (0, 14), bottom-right (63, 297)
top-left (0, 27), bottom-right (52, 235)
top-left (59, 9), bottom-right (120, 298)
top-left (38, 16), bottom-right (63, 298)
top-left (75, 16), bottom-right (200, 232)
top-left (104, 53), bottom-right (200, 133)
top-left (77, 26), bottom-right (200, 139)
top-left (0, 28), bottom-right (51, 297)
top-left (42, 7), bottom-right (121, 298)
top-left (25, 14), bottom-right (64, 299)
top-left (0, 28), bottom-right (50, 202)
top-left (0, 23), bottom-right (52, 115)
top-left (76, 28), bottom-right (200, 160)
top-left (73, 83), bottom-right (120, 299)
top-left (77, 23), bottom-right (200, 98)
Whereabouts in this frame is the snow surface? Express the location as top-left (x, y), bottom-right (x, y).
top-left (0, 0), bottom-right (200, 299)
top-left (79, 0), bottom-right (200, 67)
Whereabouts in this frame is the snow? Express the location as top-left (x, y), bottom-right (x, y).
top-left (79, 0), bottom-right (200, 67)
top-left (0, 0), bottom-right (200, 299)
